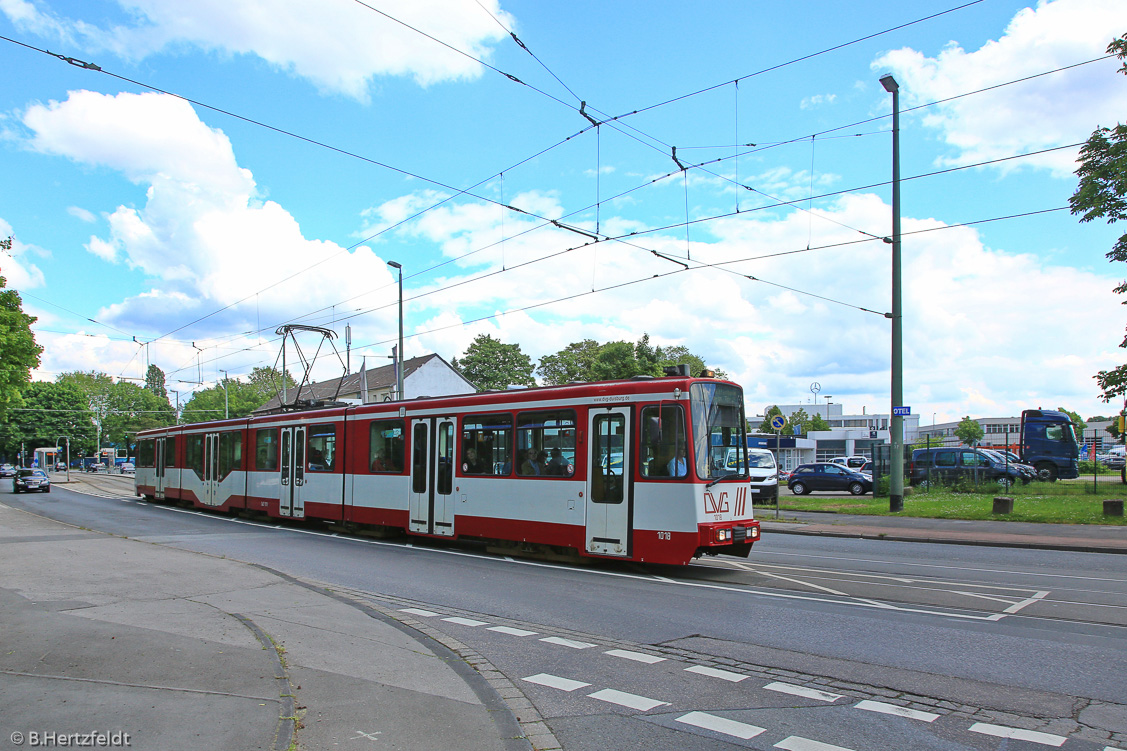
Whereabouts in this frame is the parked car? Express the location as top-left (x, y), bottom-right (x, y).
top-left (746, 448), bottom-right (778, 503)
top-left (829, 456), bottom-right (869, 470)
top-left (910, 447), bottom-right (1026, 489)
top-left (85, 462), bottom-right (105, 473)
top-left (13, 468), bottom-right (50, 493)
top-left (788, 463), bottom-right (872, 496)
top-left (0, 463), bottom-right (15, 478)
top-left (979, 449), bottom-right (1037, 480)
top-left (120, 462), bottom-right (136, 475)
top-left (54, 461), bottom-right (68, 472)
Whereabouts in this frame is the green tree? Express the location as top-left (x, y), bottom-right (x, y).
top-left (144, 364), bottom-right (168, 400)
top-left (0, 381), bottom-right (97, 457)
top-left (1071, 33), bottom-right (1127, 400)
top-left (1057, 407), bottom-right (1087, 442)
top-left (56, 371), bottom-right (115, 447)
top-left (537, 340), bottom-right (602, 385)
top-left (954, 416), bottom-right (984, 446)
top-left (0, 237), bottom-right (44, 421)
top-left (809, 413), bottom-right (831, 432)
top-left (102, 381), bottom-right (175, 452)
top-left (657, 345), bottom-right (729, 380)
top-left (455, 334), bottom-right (536, 391)
top-left (789, 407), bottom-right (811, 434)
top-left (247, 366), bottom-right (297, 404)
top-left (180, 378), bottom-right (271, 424)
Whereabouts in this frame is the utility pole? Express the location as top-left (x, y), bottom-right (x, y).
top-left (881, 73), bottom-right (905, 513)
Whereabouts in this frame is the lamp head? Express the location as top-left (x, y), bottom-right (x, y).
top-left (880, 75), bottom-right (899, 93)
top-left (387, 260), bottom-right (402, 270)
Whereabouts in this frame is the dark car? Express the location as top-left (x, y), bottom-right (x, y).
top-left (13, 468), bottom-right (50, 493)
top-left (910, 447), bottom-right (1026, 489)
top-left (787, 463), bottom-right (872, 496)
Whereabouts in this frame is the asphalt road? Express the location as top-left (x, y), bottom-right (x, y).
top-left (7, 475), bottom-right (1127, 751)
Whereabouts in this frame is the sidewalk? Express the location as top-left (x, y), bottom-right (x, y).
top-left (0, 502), bottom-right (531, 751)
top-left (762, 510), bottom-right (1127, 554)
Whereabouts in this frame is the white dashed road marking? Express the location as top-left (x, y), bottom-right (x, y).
top-left (523, 674), bottom-right (590, 692)
top-left (968, 723), bottom-right (1066, 747)
top-left (399, 608), bottom-right (438, 617)
top-left (684, 665), bottom-right (747, 682)
top-left (605, 649), bottom-right (665, 664)
top-left (587, 688), bottom-right (669, 711)
top-left (488, 626), bottom-right (538, 637)
top-left (854, 700), bottom-right (938, 722)
top-left (540, 636), bottom-right (596, 649)
top-left (442, 616), bottom-right (486, 627)
top-left (675, 711), bottom-right (766, 740)
top-left (764, 682), bottom-right (843, 703)
top-left (774, 736), bottom-right (856, 751)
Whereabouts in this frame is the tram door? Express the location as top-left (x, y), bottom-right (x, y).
top-left (154, 437), bottom-right (168, 500)
top-left (200, 433), bottom-right (220, 506)
top-left (585, 407), bottom-right (633, 557)
top-left (408, 417), bottom-right (456, 536)
top-left (279, 426), bottom-right (306, 518)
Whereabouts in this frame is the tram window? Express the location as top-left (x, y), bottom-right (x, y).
top-left (137, 440), bottom-right (154, 468)
top-left (307, 424), bottom-right (336, 472)
top-left (412, 423), bottom-right (428, 493)
top-left (640, 404), bottom-right (687, 479)
top-left (186, 434), bottom-right (204, 476)
top-left (369, 419), bottom-right (405, 473)
top-left (165, 436), bottom-right (177, 468)
top-left (461, 414), bottom-right (512, 476)
top-left (592, 414), bottom-right (625, 503)
top-left (255, 429), bottom-right (279, 471)
top-left (218, 431), bottom-right (242, 479)
top-left (516, 410), bottom-right (576, 478)
top-left (437, 422), bottom-right (454, 495)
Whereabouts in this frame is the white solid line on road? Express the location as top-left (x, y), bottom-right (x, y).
top-left (675, 711), bottom-right (765, 740)
top-left (540, 636), bottom-right (597, 649)
top-left (764, 682), bottom-right (843, 702)
top-left (685, 665), bottom-right (747, 682)
top-left (774, 736), bottom-right (857, 751)
top-left (523, 673), bottom-right (591, 692)
top-left (587, 688), bottom-right (669, 711)
top-left (605, 649), bottom-right (665, 664)
top-left (487, 626), bottom-right (538, 637)
top-left (854, 700), bottom-right (938, 722)
top-left (399, 608), bottom-right (438, 617)
top-left (968, 723), bottom-right (1066, 747)
top-left (442, 616), bottom-right (486, 627)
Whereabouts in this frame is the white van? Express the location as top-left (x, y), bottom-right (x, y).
top-left (747, 448), bottom-right (778, 503)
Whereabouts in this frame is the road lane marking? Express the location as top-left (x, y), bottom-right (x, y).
top-left (523, 673), bottom-right (590, 692)
top-left (442, 616), bottom-right (486, 627)
top-left (605, 649), bottom-right (665, 664)
top-left (764, 682), bottom-right (842, 702)
top-left (488, 626), bottom-right (538, 637)
top-left (399, 608), bottom-right (438, 617)
top-left (684, 665), bottom-right (746, 682)
top-left (854, 700), bottom-right (938, 722)
top-left (675, 711), bottom-right (765, 739)
top-left (587, 688), bottom-right (668, 711)
top-left (775, 736), bottom-right (856, 751)
top-left (968, 723), bottom-right (1066, 746)
top-left (540, 636), bottom-right (596, 649)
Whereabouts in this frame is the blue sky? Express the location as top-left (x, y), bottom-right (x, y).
top-left (2, 0), bottom-right (1126, 423)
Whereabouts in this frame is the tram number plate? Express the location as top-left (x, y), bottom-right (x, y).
top-left (656, 531), bottom-right (671, 541)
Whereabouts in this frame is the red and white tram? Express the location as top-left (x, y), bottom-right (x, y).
top-left (135, 375), bottom-right (762, 565)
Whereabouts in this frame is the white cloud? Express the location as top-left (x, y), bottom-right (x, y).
top-left (67, 206), bottom-right (96, 223)
top-left (800, 93), bottom-right (837, 110)
top-left (872, 0), bottom-right (1127, 176)
top-left (2, 0), bottom-right (513, 98)
top-left (0, 217), bottom-right (47, 289)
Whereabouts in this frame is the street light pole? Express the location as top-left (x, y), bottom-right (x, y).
top-left (387, 261), bottom-right (404, 400)
top-left (881, 73), bottom-right (905, 513)
top-left (219, 370), bottom-right (229, 420)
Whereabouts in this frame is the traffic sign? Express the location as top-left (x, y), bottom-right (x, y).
top-left (893, 406), bottom-right (911, 416)
top-left (770, 415), bottom-right (786, 431)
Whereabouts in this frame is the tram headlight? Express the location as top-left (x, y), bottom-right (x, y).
top-left (715, 528), bottom-right (731, 543)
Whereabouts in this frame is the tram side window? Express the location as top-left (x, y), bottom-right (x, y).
top-left (255, 429), bottom-right (279, 471)
top-left (218, 431), bottom-right (242, 479)
top-left (516, 410), bottom-right (576, 478)
top-left (186, 435), bottom-right (204, 477)
top-left (369, 420), bottom-right (405, 473)
top-left (165, 436), bottom-right (177, 468)
top-left (138, 439), bottom-right (155, 468)
top-left (461, 414), bottom-right (512, 476)
top-left (307, 424), bottom-right (336, 472)
top-left (592, 413), bottom-right (625, 503)
top-left (640, 404), bottom-right (687, 479)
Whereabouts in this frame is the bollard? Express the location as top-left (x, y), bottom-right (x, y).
top-left (992, 496), bottom-right (1014, 515)
top-left (1104, 499), bottom-right (1125, 517)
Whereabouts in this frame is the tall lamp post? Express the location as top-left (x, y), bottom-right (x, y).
top-left (881, 73), bottom-right (905, 512)
top-left (387, 261), bottom-right (404, 400)
top-left (219, 370), bottom-right (229, 420)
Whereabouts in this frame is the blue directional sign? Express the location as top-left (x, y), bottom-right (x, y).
top-left (893, 406), bottom-right (911, 416)
top-left (770, 415), bottom-right (786, 431)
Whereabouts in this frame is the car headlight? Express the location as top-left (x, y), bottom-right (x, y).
top-left (767, 474), bottom-right (777, 482)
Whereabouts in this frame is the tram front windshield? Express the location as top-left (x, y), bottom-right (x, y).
top-left (690, 382), bottom-right (747, 479)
